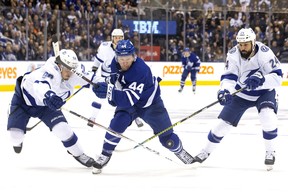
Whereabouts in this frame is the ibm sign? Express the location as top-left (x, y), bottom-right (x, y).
top-left (122, 20), bottom-right (177, 35)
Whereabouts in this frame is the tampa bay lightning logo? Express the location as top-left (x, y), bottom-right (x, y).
top-left (260, 45), bottom-right (269, 52)
top-left (229, 47), bottom-right (236, 54)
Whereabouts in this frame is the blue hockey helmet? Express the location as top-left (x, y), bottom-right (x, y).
top-left (183, 47), bottom-right (191, 57)
top-left (115, 40), bottom-right (135, 56)
top-left (183, 47), bottom-right (190, 52)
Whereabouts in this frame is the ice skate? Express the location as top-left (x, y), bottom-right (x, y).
top-left (72, 153), bottom-right (95, 167)
top-left (135, 117), bottom-right (144, 128)
top-left (192, 150), bottom-right (210, 164)
top-left (175, 148), bottom-right (194, 164)
top-left (92, 154), bottom-right (111, 174)
top-left (192, 86), bottom-right (196, 94)
top-left (265, 151), bottom-right (275, 171)
top-left (13, 143), bottom-right (23, 154)
top-left (178, 86), bottom-right (183, 93)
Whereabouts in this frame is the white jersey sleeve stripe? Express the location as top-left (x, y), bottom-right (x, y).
top-left (143, 77), bottom-right (158, 108)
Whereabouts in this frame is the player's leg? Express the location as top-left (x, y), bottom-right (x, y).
top-left (87, 101), bottom-right (102, 127)
top-left (179, 70), bottom-right (189, 92)
top-left (7, 105), bottom-right (29, 154)
top-left (92, 109), bottom-right (132, 174)
top-left (190, 70), bottom-right (197, 94)
top-left (257, 90), bottom-right (278, 171)
top-left (142, 98), bottom-right (194, 164)
top-left (7, 85), bottom-right (31, 154)
top-left (42, 109), bottom-right (95, 167)
top-left (193, 96), bottom-right (251, 163)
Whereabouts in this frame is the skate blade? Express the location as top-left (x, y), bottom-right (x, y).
top-left (266, 165), bottom-right (273, 171)
top-left (92, 167), bottom-right (102, 174)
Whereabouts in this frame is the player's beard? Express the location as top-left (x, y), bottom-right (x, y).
top-left (240, 49), bottom-right (252, 59)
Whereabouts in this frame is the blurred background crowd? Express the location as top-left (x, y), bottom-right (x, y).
top-left (0, 0), bottom-right (287, 62)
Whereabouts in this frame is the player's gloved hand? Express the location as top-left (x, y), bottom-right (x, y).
top-left (93, 82), bottom-right (108, 99)
top-left (185, 65), bottom-right (192, 70)
top-left (92, 66), bottom-right (98, 73)
top-left (244, 71), bottom-right (265, 90)
top-left (43, 91), bottom-right (65, 110)
top-left (217, 89), bottom-right (232, 106)
top-left (107, 84), bottom-right (116, 106)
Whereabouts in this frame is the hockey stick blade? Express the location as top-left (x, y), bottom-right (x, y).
top-left (52, 34), bottom-right (60, 57)
top-left (116, 87), bottom-right (247, 152)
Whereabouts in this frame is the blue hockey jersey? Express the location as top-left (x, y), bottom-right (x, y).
top-left (181, 52), bottom-right (201, 71)
top-left (109, 57), bottom-right (161, 108)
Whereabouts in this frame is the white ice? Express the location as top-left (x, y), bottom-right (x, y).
top-left (1, 86), bottom-right (288, 192)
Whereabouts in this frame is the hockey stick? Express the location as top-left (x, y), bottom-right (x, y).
top-left (52, 34), bottom-right (60, 57)
top-left (61, 107), bottom-right (183, 165)
top-left (26, 86), bottom-right (85, 131)
top-left (117, 87), bottom-right (247, 152)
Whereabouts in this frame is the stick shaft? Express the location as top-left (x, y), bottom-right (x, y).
top-left (132, 87), bottom-right (246, 150)
top-left (62, 107), bottom-right (181, 165)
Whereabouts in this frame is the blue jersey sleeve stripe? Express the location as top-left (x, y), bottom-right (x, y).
top-left (34, 80), bottom-right (51, 89)
top-left (143, 77), bottom-right (159, 108)
top-left (220, 74), bottom-right (238, 81)
top-left (95, 55), bottom-right (104, 63)
top-left (271, 69), bottom-right (283, 77)
top-left (22, 88), bottom-right (37, 106)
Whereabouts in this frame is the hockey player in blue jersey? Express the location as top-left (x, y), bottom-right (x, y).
top-left (178, 47), bottom-right (201, 94)
top-left (7, 49), bottom-right (102, 167)
top-left (192, 28), bottom-right (283, 171)
top-left (91, 39), bottom-right (194, 174)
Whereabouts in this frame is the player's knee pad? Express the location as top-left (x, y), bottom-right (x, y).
top-left (9, 128), bottom-right (24, 146)
top-left (259, 107), bottom-right (277, 132)
top-left (110, 111), bottom-right (132, 133)
top-left (259, 107), bottom-right (278, 140)
top-left (52, 122), bottom-right (74, 141)
top-left (210, 119), bottom-right (233, 138)
top-left (159, 133), bottom-right (182, 153)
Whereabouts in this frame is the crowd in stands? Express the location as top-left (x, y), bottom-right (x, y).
top-left (0, 0), bottom-right (287, 62)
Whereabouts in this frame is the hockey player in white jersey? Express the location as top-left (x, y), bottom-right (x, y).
top-left (7, 49), bottom-right (102, 168)
top-left (191, 28), bottom-right (283, 171)
top-left (88, 28), bottom-right (144, 128)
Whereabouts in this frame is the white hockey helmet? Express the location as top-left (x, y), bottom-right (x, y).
top-left (58, 49), bottom-right (78, 69)
top-left (111, 28), bottom-right (124, 37)
top-left (236, 28), bottom-right (256, 47)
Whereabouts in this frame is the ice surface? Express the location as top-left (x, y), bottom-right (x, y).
top-left (1, 86), bottom-right (288, 192)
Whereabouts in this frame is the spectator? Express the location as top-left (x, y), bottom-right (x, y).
top-left (270, 40), bottom-right (280, 57)
top-left (279, 38), bottom-right (288, 63)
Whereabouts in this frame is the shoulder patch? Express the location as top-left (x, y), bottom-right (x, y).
top-left (260, 45), bottom-right (269, 52)
top-left (229, 47), bottom-right (236, 54)
top-left (102, 42), bottom-right (109, 46)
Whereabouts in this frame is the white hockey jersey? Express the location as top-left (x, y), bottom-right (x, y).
top-left (221, 41), bottom-right (283, 101)
top-left (21, 56), bottom-right (101, 106)
top-left (93, 41), bottom-right (115, 77)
